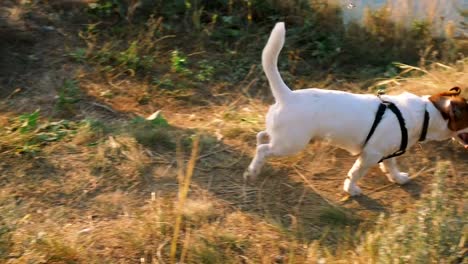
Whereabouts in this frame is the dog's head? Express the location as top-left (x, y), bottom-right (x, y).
top-left (429, 87), bottom-right (468, 149)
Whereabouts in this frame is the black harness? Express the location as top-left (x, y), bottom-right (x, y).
top-left (364, 98), bottom-right (429, 163)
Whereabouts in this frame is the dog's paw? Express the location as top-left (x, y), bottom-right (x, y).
top-left (394, 172), bottom-right (410, 185)
top-left (243, 169), bottom-right (258, 182)
top-left (343, 179), bottom-right (362, 196)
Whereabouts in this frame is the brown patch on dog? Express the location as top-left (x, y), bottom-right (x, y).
top-left (429, 87), bottom-right (468, 132)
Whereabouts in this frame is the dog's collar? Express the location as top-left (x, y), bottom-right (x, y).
top-left (418, 106), bottom-right (429, 142)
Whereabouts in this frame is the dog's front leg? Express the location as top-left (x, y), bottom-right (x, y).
top-left (379, 158), bottom-right (410, 185)
top-left (343, 154), bottom-right (380, 196)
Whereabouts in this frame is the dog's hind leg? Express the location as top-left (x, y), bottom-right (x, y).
top-left (379, 158), bottom-right (410, 185)
top-left (243, 131), bottom-right (269, 180)
top-left (244, 131), bottom-right (271, 180)
top-left (244, 144), bottom-right (271, 181)
top-left (343, 153), bottom-right (380, 196)
top-left (256, 131), bottom-right (269, 145)
top-left (244, 132), bottom-right (272, 181)
top-left (244, 135), bottom-right (307, 181)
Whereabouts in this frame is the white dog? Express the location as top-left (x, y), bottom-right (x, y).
top-left (244, 22), bottom-right (468, 196)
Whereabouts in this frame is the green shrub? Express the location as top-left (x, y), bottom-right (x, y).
top-left (130, 115), bottom-right (175, 150)
top-left (56, 79), bottom-right (82, 114)
top-left (0, 111), bottom-right (83, 154)
top-left (356, 161), bottom-right (466, 263)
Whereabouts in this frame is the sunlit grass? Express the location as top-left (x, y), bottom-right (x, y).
top-left (349, 161), bottom-right (466, 263)
top-left (373, 59), bottom-right (468, 95)
top-left (0, 1), bottom-right (466, 263)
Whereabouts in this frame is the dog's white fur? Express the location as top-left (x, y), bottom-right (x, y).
top-left (244, 22), bottom-right (468, 196)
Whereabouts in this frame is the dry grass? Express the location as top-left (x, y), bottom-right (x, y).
top-left (0, 1), bottom-right (467, 263)
top-left (374, 59), bottom-right (468, 95)
top-left (1, 57), bottom-right (466, 263)
top-left (170, 135), bottom-right (200, 263)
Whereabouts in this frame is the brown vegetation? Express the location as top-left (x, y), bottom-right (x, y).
top-left (0, 1), bottom-right (466, 263)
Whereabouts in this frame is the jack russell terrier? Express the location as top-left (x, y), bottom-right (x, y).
top-left (244, 22), bottom-right (468, 196)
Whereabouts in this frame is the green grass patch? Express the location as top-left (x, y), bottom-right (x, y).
top-left (318, 206), bottom-right (357, 227)
top-left (129, 114), bottom-right (175, 150)
top-left (0, 111), bottom-right (102, 154)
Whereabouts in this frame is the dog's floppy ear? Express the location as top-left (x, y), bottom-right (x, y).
top-left (444, 87), bottom-right (465, 121)
top-left (449, 87), bottom-right (461, 94)
top-left (439, 87), bottom-right (462, 97)
top-left (429, 87), bottom-right (463, 119)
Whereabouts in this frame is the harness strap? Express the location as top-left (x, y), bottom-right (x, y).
top-left (378, 102), bottom-right (408, 162)
top-left (418, 109), bottom-right (429, 142)
top-left (363, 103), bottom-right (387, 146)
top-left (364, 100), bottom-right (430, 163)
top-left (363, 100), bottom-right (408, 163)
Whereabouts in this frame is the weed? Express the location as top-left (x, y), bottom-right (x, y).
top-left (91, 40), bottom-right (156, 73)
top-left (130, 115), bottom-right (175, 150)
top-left (17, 110), bottom-right (39, 133)
top-left (36, 120), bottom-right (76, 142)
top-left (195, 60), bottom-right (215, 82)
top-left (81, 18), bottom-right (162, 74)
top-left (170, 50), bottom-right (190, 74)
top-left (318, 206), bottom-right (355, 227)
top-left (87, 0), bottom-right (118, 18)
top-left (153, 77), bottom-right (175, 89)
top-left (68, 48), bottom-right (87, 62)
top-left (0, 110), bottom-right (81, 154)
top-left (56, 79), bottom-right (82, 114)
top-left (116, 41), bottom-right (155, 71)
top-left (117, 41), bottom-right (140, 69)
top-left (72, 119), bottom-right (109, 146)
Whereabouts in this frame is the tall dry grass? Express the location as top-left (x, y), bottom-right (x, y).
top-left (373, 59), bottom-right (467, 95)
top-left (170, 135), bottom-right (200, 263)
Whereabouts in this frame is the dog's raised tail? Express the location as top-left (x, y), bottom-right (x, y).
top-left (262, 22), bottom-right (291, 104)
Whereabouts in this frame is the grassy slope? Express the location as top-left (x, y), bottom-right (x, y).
top-left (0, 2), bottom-right (467, 263)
